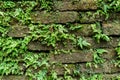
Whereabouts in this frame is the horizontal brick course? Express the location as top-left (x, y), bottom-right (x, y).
top-left (53, 0), bottom-right (97, 11)
top-left (103, 20), bottom-right (120, 35)
top-left (31, 11), bottom-right (79, 24)
top-left (49, 49), bottom-right (116, 63)
top-left (52, 61), bottom-right (120, 75)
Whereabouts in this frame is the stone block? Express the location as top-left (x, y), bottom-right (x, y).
top-left (85, 37), bottom-right (120, 48)
top-left (7, 25), bottom-right (29, 37)
top-left (53, 0), bottom-right (97, 11)
top-left (49, 48), bottom-right (116, 64)
top-left (0, 76), bottom-right (28, 80)
top-left (49, 50), bottom-right (93, 63)
top-left (102, 20), bottom-right (120, 35)
top-left (31, 11), bottom-right (79, 24)
top-left (79, 11), bottom-right (104, 23)
top-left (69, 24), bottom-right (95, 36)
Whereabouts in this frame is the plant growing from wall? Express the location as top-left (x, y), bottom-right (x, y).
top-left (97, 0), bottom-right (120, 19)
top-left (93, 49), bottom-right (107, 64)
top-left (77, 37), bottom-right (91, 49)
top-left (29, 24), bottom-right (76, 48)
top-left (80, 74), bottom-right (103, 80)
top-left (92, 23), bottom-right (110, 43)
top-left (115, 42), bottom-right (120, 67)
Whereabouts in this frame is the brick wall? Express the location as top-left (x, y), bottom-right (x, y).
top-left (1, 0), bottom-right (120, 80)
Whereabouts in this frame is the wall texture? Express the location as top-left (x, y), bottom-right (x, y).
top-left (1, 0), bottom-right (120, 80)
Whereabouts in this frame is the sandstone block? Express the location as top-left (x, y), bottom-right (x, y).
top-left (53, 0), bottom-right (97, 11)
top-left (103, 20), bottom-right (120, 35)
top-left (8, 25), bottom-right (29, 37)
top-left (31, 11), bottom-right (79, 24)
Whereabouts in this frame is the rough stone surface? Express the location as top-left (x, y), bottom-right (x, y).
top-left (69, 24), bottom-right (95, 36)
top-left (50, 50), bottom-right (93, 63)
top-left (103, 74), bottom-right (120, 80)
top-left (52, 61), bottom-right (120, 75)
top-left (50, 49), bottom-right (116, 63)
top-left (28, 41), bottom-right (53, 51)
top-left (31, 11), bottom-right (79, 24)
top-left (7, 24), bottom-right (96, 37)
top-left (1, 76), bottom-right (28, 80)
top-left (28, 40), bottom-right (76, 51)
top-left (53, 0), bottom-right (97, 11)
top-left (8, 25), bottom-right (29, 37)
top-left (79, 11), bottom-right (104, 23)
top-left (85, 37), bottom-right (120, 48)
top-left (103, 20), bottom-right (120, 35)
top-left (28, 37), bottom-right (120, 51)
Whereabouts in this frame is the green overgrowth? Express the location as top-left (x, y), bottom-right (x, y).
top-left (0, 0), bottom-right (119, 80)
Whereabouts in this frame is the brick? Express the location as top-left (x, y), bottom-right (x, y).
top-left (1, 76), bottom-right (28, 80)
top-left (53, 0), bottom-right (97, 11)
top-left (85, 37), bottom-right (120, 48)
top-left (69, 24), bottom-right (97, 36)
top-left (80, 61), bottom-right (120, 74)
top-left (28, 41), bottom-right (53, 51)
top-left (7, 25), bottom-right (29, 37)
top-left (31, 11), bottom-right (79, 24)
top-left (109, 13), bottom-right (120, 20)
top-left (101, 49), bottom-right (116, 60)
top-left (50, 64), bottom-right (75, 75)
top-left (103, 74), bottom-right (120, 80)
top-left (49, 49), bottom-right (116, 63)
top-left (51, 61), bottom-right (120, 75)
top-left (28, 40), bottom-right (76, 51)
top-left (28, 37), bottom-right (119, 51)
top-left (79, 12), bottom-right (104, 23)
top-left (102, 20), bottom-right (120, 35)
top-left (49, 50), bottom-right (93, 63)
top-left (7, 23), bottom-right (95, 37)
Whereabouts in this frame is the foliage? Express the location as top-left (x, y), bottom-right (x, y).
top-left (0, 0), bottom-right (119, 79)
top-left (77, 37), bottom-right (91, 49)
top-left (69, 24), bottom-right (82, 31)
top-left (29, 24), bottom-right (76, 47)
top-left (80, 74), bottom-right (103, 80)
top-left (93, 49), bottom-right (107, 64)
top-left (92, 23), bottom-right (110, 43)
top-left (115, 42), bottom-right (120, 67)
top-left (97, 0), bottom-right (120, 19)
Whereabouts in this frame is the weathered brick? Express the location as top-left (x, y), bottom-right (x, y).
top-left (28, 41), bottom-right (53, 51)
top-left (69, 24), bottom-right (95, 36)
top-left (80, 61), bottom-right (120, 74)
top-left (102, 20), bottom-right (120, 35)
top-left (49, 50), bottom-right (93, 63)
top-left (53, 0), bottom-right (97, 11)
top-left (49, 49), bottom-right (116, 64)
top-left (7, 25), bottom-right (29, 37)
top-left (28, 37), bottom-right (119, 51)
top-left (101, 49), bottom-right (116, 60)
top-left (52, 61), bottom-right (120, 75)
top-left (85, 37), bottom-right (120, 48)
top-left (103, 74), bottom-right (120, 80)
top-left (79, 12), bottom-right (104, 23)
top-left (31, 11), bottom-right (79, 24)
top-left (7, 23), bottom-right (96, 37)
top-left (1, 76), bottom-right (28, 80)
top-left (28, 40), bottom-right (76, 51)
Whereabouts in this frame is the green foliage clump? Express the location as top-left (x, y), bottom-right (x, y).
top-left (93, 49), bottom-right (107, 64)
top-left (92, 23), bottom-right (110, 43)
top-left (29, 24), bottom-right (75, 47)
top-left (77, 37), bottom-right (91, 49)
top-left (97, 0), bottom-right (120, 19)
